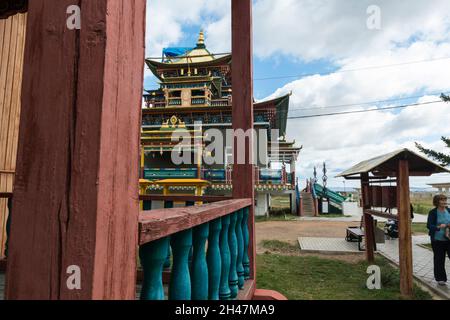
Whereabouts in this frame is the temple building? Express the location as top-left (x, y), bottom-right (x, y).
top-left (141, 31), bottom-right (302, 216)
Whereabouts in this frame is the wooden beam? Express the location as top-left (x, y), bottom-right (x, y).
top-left (397, 159), bottom-right (413, 298)
top-left (364, 209), bottom-right (398, 221)
top-left (6, 0), bottom-right (146, 300)
top-left (232, 0), bottom-right (256, 281)
top-left (361, 173), bottom-right (375, 262)
top-left (139, 199), bottom-right (252, 245)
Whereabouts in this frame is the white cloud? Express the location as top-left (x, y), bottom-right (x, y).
top-left (146, 0), bottom-right (229, 57)
top-left (266, 37), bottom-right (450, 188)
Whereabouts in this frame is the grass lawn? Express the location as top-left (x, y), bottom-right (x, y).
top-left (319, 214), bottom-right (352, 218)
top-left (412, 223), bottom-right (429, 234)
top-left (411, 199), bottom-right (434, 215)
top-left (377, 222), bottom-right (428, 235)
top-left (257, 240), bottom-right (432, 300)
top-left (255, 214), bottom-right (296, 223)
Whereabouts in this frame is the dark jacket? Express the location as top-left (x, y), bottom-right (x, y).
top-left (427, 207), bottom-right (450, 241)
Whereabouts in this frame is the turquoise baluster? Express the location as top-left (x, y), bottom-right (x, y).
top-left (236, 209), bottom-right (245, 289)
top-left (228, 212), bottom-right (239, 299)
top-left (139, 237), bottom-right (170, 300)
top-left (164, 200), bottom-right (174, 269)
top-left (207, 218), bottom-right (222, 300)
top-left (242, 207), bottom-right (250, 279)
top-left (191, 223), bottom-right (209, 300)
top-left (186, 201), bottom-right (195, 267)
top-left (169, 229), bottom-right (192, 300)
top-left (219, 215), bottom-right (231, 300)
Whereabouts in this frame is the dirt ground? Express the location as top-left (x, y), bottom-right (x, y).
top-left (255, 220), bottom-right (366, 264)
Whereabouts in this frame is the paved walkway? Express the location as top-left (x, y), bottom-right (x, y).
top-left (377, 236), bottom-right (450, 298)
top-left (298, 237), bottom-right (363, 253)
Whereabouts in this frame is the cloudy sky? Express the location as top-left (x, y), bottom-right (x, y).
top-left (144, 0), bottom-right (450, 190)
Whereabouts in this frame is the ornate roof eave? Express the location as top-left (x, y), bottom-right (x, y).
top-left (145, 54), bottom-right (232, 70)
top-left (0, 0), bottom-right (27, 19)
top-left (161, 75), bottom-right (215, 84)
top-left (254, 92), bottom-right (291, 137)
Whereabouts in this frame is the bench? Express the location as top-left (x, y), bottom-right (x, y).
top-left (346, 227), bottom-right (365, 251)
top-left (346, 217), bottom-right (380, 251)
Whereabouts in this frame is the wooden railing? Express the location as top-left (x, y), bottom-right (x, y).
top-left (138, 198), bottom-right (253, 300)
top-left (211, 99), bottom-right (230, 107)
top-left (139, 194), bottom-right (232, 204)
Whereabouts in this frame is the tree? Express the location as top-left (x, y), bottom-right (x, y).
top-left (415, 94), bottom-right (450, 166)
top-left (441, 93), bottom-right (450, 102)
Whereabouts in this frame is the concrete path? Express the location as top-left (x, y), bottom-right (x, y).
top-left (377, 235), bottom-right (450, 299)
top-left (298, 237), bottom-right (363, 253)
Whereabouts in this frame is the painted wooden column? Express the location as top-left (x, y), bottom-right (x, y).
top-left (191, 223), bottom-right (209, 300)
top-left (397, 159), bottom-right (413, 297)
top-left (231, 0), bottom-right (256, 284)
top-left (139, 237), bottom-right (170, 300)
top-left (5, 0), bottom-right (146, 299)
top-left (361, 173), bottom-right (375, 263)
top-left (228, 212), bottom-right (239, 298)
top-left (169, 229), bottom-right (193, 300)
top-left (207, 218), bottom-right (222, 300)
top-left (219, 215), bottom-right (231, 300)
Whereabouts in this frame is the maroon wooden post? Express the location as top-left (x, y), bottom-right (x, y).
top-left (361, 173), bottom-right (375, 263)
top-left (231, 0), bottom-right (256, 282)
top-left (6, 0), bottom-right (146, 299)
top-left (397, 159), bottom-right (413, 297)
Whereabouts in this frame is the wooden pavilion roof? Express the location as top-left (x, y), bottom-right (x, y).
top-left (337, 148), bottom-right (450, 179)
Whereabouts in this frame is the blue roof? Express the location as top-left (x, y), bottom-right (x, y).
top-left (162, 47), bottom-right (194, 61)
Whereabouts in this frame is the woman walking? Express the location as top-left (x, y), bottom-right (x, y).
top-left (427, 194), bottom-right (450, 285)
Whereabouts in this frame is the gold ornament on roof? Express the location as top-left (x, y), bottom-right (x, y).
top-left (197, 30), bottom-right (205, 46)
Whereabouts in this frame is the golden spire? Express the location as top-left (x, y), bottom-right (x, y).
top-left (197, 30), bottom-right (205, 48)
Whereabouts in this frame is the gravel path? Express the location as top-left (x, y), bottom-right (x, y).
top-left (256, 220), bottom-right (352, 246)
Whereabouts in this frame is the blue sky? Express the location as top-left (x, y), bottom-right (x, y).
top-left (145, 0), bottom-right (450, 189)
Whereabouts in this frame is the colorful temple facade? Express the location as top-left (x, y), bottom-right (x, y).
top-left (141, 32), bottom-right (302, 216)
